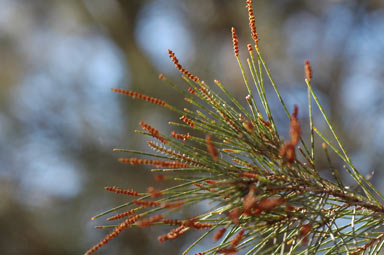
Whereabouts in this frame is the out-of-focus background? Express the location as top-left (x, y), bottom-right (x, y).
top-left (1, 0), bottom-right (384, 254)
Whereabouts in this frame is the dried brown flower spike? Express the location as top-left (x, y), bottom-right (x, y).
top-left (280, 105), bottom-right (301, 164)
top-left (289, 105), bottom-right (301, 146)
top-left (213, 228), bottom-right (227, 241)
top-left (206, 134), bottom-right (219, 161)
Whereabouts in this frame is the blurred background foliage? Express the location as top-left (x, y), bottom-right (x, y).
top-left (0, 0), bottom-right (384, 254)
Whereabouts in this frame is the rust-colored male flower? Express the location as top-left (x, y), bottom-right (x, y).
top-left (112, 88), bottom-right (167, 107)
top-left (305, 59), bottom-right (312, 81)
top-left (206, 134), bottom-right (219, 161)
top-left (289, 105), bottom-right (301, 146)
top-left (231, 27), bottom-right (239, 57)
top-left (168, 49), bottom-right (200, 82)
top-left (246, 0), bottom-right (259, 48)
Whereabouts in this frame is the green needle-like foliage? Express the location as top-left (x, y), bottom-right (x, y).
top-left (86, 1), bottom-right (384, 254)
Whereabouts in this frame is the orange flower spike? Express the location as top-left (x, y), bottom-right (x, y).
top-left (147, 141), bottom-right (206, 167)
top-left (299, 223), bottom-right (313, 244)
top-left (280, 142), bottom-right (296, 164)
top-left (112, 88), bottom-right (167, 107)
top-left (147, 187), bottom-right (163, 198)
top-left (171, 131), bottom-right (190, 142)
top-left (168, 226), bottom-right (189, 239)
top-left (85, 215), bottom-right (141, 255)
top-left (231, 229), bottom-right (245, 247)
top-left (180, 115), bottom-right (195, 127)
top-left (286, 144), bottom-right (296, 163)
top-left (133, 200), bottom-right (160, 207)
top-left (104, 186), bottom-right (140, 196)
top-left (206, 134), bottom-right (219, 161)
top-left (257, 197), bottom-right (286, 211)
top-left (243, 186), bottom-right (257, 211)
top-left (245, 0), bottom-right (259, 48)
top-left (118, 157), bottom-right (139, 165)
top-left (191, 222), bottom-right (213, 229)
top-left (158, 226), bottom-right (188, 242)
top-left (158, 233), bottom-right (168, 243)
top-left (118, 158), bottom-right (188, 168)
top-left (107, 209), bottom-right (137, 221)
top-left (182, 217), bottom-right (199, 227)
top-left (227, 208), bottom-right (243, 224)
top-left (305, 60), bottom-right (312, 81)
top-left (180, 217), bottom-right (212, 230)
top-left (231, 27), bottom-right (239, 57)
top-left (139, 121), bottom-right (168, 144)
top-left (126, 214), bottom-right (142, 224)
top-left (162, 218), bottom-right (183, 226)
top-left (168, 49), bottom-right (200, 82)
top-left (161, 201), bottom-right (185, 209)
top-left (188, 87), bottom-right (196, 94)
top-left (289, 105), bottom-right (301, 146)
top-left (137, 215), bottom-right (164, 227)
top-left (213, 228), bottom-right (227, 241)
